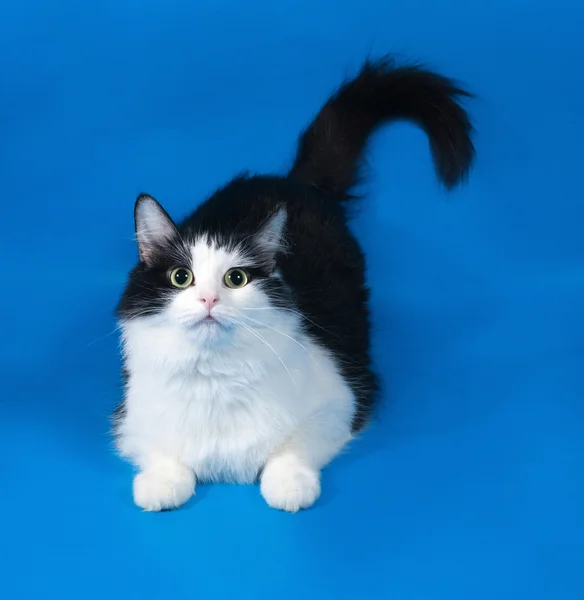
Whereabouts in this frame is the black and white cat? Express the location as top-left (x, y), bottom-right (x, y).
top-left (114, 57), bottom-right (475, 512)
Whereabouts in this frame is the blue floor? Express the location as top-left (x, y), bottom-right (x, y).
top-left (1, 1), bottom-right (583, 598)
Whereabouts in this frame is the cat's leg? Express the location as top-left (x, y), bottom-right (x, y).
top-left (116, 369), bottom-right (196, 512)
top-left (132, 455), bottom-right (196, 512)
top-left (116, 409), bottom-right (196, 511)
top-left (260, 410), bottom-right (353, 512)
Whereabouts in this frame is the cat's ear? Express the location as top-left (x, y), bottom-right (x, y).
top-left (254, 208), bottom-right (287, 268)
top-left (134, 194), bottom-right (179, 266)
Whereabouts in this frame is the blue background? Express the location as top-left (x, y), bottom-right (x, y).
top-left (1, 1), bottom-right (583, 598)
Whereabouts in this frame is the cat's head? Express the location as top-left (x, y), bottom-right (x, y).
top-left (117, 192), bottom-right (291, 346)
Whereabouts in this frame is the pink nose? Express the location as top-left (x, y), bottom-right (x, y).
top-left (200, 295), bottom-right (219, 310)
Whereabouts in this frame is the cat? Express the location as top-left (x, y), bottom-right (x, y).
top-left (113, 56), bottom-right (475, 512)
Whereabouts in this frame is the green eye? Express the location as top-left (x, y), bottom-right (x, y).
top-left (169, 267), bottom-right (194, 288)
top-left (224, 268), bottom-right (249, 289)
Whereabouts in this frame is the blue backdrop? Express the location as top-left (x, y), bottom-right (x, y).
top-left (1, 1), bottom-right (582, 598)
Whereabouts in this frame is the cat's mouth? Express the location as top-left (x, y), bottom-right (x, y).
top-left (180, 312), bottom-right (232, 331)
top-left (196, 314), bottom-right (228, 329)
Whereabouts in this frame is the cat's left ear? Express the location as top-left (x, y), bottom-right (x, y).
top-left (134, 194), bottom-right (179, 266)
top-left (254, 208), bottom-right (287, 268)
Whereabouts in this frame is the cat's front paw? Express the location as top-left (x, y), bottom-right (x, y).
top-left (133, 462), bottom-right (195, 511)
top-left (260, 455), bottom-right (321, 513)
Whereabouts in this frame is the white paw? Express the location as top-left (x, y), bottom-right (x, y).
top-left (260, 455), bottom-right (321, 513)
top-left (133, 463), bottom-right (195, 512)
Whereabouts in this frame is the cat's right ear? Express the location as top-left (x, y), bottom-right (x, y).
top-left (134, 194), bottom-right (179, 266)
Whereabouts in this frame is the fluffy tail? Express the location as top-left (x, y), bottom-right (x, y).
top-left (289, 56), bottom-right (475, 195)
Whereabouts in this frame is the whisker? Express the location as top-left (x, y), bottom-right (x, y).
top-left (240, 306), bottom-right (340, 338)
top-left (127, 277), bottom-right (156, 293)
top-left (239, 314), bottom-right (315, 360)
top-left (85, 325), bottom-right (122, 348)
top-left (237, 321), bottom-right (297, 386)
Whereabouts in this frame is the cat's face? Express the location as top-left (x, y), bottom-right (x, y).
top-left (117, 194), bottom-right (290, 345)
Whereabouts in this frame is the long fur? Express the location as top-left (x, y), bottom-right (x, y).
top-left (290, 57), bottom-right (474, 193)
top-left (114, 55), bottom-right (475, 513)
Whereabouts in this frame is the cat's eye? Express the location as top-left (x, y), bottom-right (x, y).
top-left (169, 267), bottom-right (194, 289)
top-left (224, 268), bottom-right (249, 289)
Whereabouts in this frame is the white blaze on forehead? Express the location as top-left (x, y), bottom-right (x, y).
top-left (190, 237), bottom-right (246, 294)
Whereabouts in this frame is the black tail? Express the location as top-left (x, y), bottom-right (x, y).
top-left (289, 56), bottom-right (475, 195)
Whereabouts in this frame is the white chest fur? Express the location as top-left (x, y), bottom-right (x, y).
top-left (116, 318), bottom-right (355, 484)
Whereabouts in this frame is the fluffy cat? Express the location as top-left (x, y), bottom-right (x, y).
top-left (114, 56), bottom-right (475, 512)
